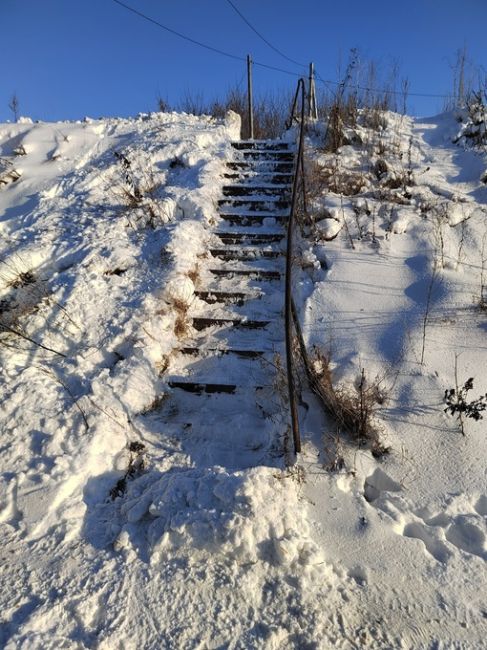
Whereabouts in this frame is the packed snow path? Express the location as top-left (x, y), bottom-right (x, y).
top-left (161, 140), bottom-right (295, 469)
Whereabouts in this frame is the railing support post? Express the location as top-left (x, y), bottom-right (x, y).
top-left (247, 54), bottom-right (254, 140)
top-left (308, 62), bottom-right (318, 119)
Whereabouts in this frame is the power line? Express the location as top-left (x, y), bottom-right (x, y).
top-left (315, 70), bottom-right (455, 100)
top-left (224, 0), bottom-right (306, 69)
top-left (111, 0), bottom-right (244, 62)
top-left (112, 0), bottom-right (303, 78)
top-left (111, 0), bottom-right (302, 79)
top-left (111, 0), bottom-right (456, 102)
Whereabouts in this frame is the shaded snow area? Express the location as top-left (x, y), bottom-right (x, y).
top-left (0, 106), bottom-right (486, 650)
top-left (296, 110), bottom-right (487, 647)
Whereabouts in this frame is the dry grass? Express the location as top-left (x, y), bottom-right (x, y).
top-left (308, 348), bottom-right (389, 456)
top-left (306, 159), bottom-right (369, 199)
top-left (140, 394), bottom-right (167, 415)
top-left (186, 266), bottom-right (199, 285)
top-left (174, 313), bottom-right (191, 339)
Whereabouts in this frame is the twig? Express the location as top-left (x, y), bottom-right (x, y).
top-left (0, 320), bottom-right (66, 357)
top-left (454, 353), bottom-right (465, 436)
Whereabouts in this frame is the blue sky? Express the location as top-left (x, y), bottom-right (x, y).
top-left (1, 0), bottom-right (486, 122)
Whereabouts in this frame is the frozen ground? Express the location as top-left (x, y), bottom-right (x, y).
top-left (0, 107), bottom-right (486, 649)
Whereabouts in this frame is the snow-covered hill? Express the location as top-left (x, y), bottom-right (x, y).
top-left (0, 107), bottom-right (486, 649)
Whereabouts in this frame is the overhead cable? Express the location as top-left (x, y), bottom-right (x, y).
top-left (315, 70), bottom-right (456, 100)
top-left (111, 0), bottom-right (457, 101)
top-left (224, 0), bottom-right (306, 69)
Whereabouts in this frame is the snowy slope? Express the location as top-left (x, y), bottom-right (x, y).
top-left (297, 110), bottom-right (487, 647)
top-left (0, 106), bottom-right (486, 649)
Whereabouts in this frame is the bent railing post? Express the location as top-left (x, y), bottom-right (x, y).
top-left (285, 78), bottom-right (306, 455)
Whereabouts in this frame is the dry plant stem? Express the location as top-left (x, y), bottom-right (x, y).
top-left (0, 320), bottom-right (66, 357)
top-left (454, 353), bottom-right (466, 436)
top-left (340, 193), bottom-right (355, 249)
top-left (420, 262), bottom-right (438, 366)
top-left (456, 219), bottom-right (466, 267)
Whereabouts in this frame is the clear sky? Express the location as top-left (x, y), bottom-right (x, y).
top-left (1, 0), bottom-right (486, 122)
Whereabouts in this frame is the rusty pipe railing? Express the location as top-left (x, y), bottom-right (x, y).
top-left (285, 78), bottom-right (307, 455)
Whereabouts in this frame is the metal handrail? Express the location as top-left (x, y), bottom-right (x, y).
top-left (285, 78), bottom-right (307, 455)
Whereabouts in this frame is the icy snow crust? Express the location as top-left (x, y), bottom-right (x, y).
top-left (0, 109), bottom-right (486, 648)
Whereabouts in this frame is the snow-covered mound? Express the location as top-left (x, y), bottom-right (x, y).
top-left (1, 105), bottom-right (487, 649)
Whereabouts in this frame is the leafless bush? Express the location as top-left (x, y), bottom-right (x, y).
top-left (308, 348), bottom-right (389, 455)
top-left (305, 158), bottom-right (368, 198)
top-left (113, 150), bottom-right (162, 228)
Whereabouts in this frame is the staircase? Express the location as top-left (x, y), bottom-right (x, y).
top-left (161, 140), bottom-right (295, 469)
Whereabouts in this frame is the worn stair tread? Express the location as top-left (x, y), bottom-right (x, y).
top-left (222, 184), bottom-right (289, 195)
top-left (208, 268), bottom-right (281, 280)
top-left (168, 381), bottom-right (238, 394)
top-left (232, 141), bottom-right (292, 150)
top-left (223, 173), bottom-right (293, 185)
top-left (194, 290), bottom-right (259, 305)
top-left (218, 215), bottom-right (288, 224)
top-left (218, 199), bottom-right (290, 212)
top-left (226, 161), bottom-right (294, 171)
top-left (209, 248), bottom-right (282, 261)
top-left (192, 316), bottom-right (271, 331)
top-left (238, 150), bottom-right (294, 159)
top-left (214, 231), bottom-right (285, 244)
top-left (180, 346), bottom-right (265, 358)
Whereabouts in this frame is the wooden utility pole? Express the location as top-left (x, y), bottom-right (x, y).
top-left (247, 54), bottom-right (254, 139)
top-left (308, 62), bottom-right (318, 119)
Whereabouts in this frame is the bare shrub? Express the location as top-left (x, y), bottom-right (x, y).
top-left (444, 355), bottom-right (487, 436)
top-left (113, 150), bottom-right (161, 228)
top-left (174, 313), bottom-right (191, 339)
top-left (305, 158), bottom-right (368, 198)
top-left (309, 348), bottom-right (389, 455)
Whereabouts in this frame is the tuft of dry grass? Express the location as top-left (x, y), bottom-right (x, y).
top-left (306, 159), bottom-right (369, 199)
top-left (308, 348), bottom-right (389, 455)
top-left (174, 314), bottom-right (191, 339)
top-left (186, 266), bottom-right (199, 285)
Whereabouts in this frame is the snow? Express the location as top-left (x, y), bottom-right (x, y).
top-left (1, 104), bottom-right (487, 648)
